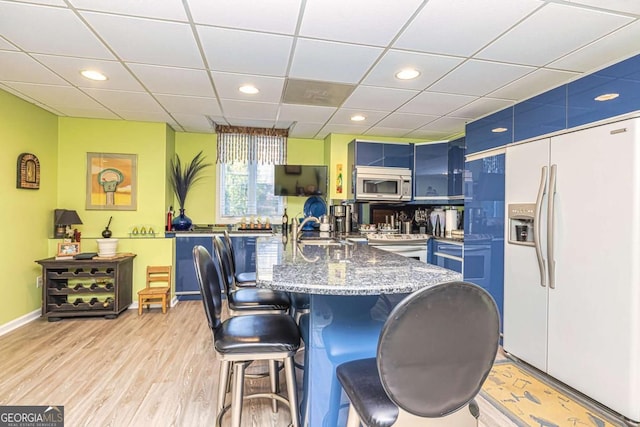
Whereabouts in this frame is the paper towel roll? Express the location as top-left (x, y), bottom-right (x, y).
top-left (445, 209), bottom-right (459, 237)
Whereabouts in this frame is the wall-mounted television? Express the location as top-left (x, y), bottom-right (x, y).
top-left (274, 165), bottom-right (328, 197)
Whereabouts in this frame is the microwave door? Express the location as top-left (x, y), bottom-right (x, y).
top-left (360, 176), bottom-right (402, 199)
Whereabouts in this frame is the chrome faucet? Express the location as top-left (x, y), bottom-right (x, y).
top-left (292, 216), bottom-right (320, 242)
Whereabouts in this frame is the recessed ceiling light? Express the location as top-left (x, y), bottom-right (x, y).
top-left (395, 68), bottom-right (420, 80)
top-left (80, 69), bottom-right (107, 81)
top-left (351, 114), bottom-right (366, 122)
top-left (491, 127), bottom-right (508, 133)
top-left (239, 85), bottom-right (259, 94)
top-left (594, 93), bottom-right (619, 102)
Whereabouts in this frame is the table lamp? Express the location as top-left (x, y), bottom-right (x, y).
top-left (54, 209), bottom-right (83, 239)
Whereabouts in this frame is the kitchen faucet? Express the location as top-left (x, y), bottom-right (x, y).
top-left (292, 216), bottom-right (320, 242)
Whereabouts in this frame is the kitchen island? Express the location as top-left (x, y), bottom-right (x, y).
top-left (255, 236), bottom-right (461, 427)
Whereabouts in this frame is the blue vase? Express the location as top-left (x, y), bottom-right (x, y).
top-left (172, 209), bottom-right (192, 231)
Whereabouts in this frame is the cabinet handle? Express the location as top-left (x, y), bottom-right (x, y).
top-left (534, 166), bottom-right (548, 287)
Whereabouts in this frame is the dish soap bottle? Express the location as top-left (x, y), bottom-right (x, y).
top-left (282, 209), bottom-right (289, 236)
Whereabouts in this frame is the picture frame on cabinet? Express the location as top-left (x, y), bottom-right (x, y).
top-left (86, 153), bottom-right (137, 211)
top-left (57, 242), bottom-right (80, 257)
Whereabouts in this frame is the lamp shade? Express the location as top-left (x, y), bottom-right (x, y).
top-left (55, 209), bottom-right (83, 225)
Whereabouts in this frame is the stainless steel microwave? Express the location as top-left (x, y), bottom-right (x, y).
top-left (353, 166), bottom-right (412, 201)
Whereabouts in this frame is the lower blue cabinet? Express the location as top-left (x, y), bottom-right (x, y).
top-left (428, 239), bottom-right (463, 273)
top-left (175, 236), bottom-right (212, 300)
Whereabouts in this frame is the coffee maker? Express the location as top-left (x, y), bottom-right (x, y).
top-left (330, 204), bottom-right (351, 235)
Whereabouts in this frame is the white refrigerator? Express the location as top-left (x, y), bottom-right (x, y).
top-left (503, 115), bottom-right (640, 422)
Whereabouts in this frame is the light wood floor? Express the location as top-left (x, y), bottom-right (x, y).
top-left (0, 301), bottom-right (518, 427)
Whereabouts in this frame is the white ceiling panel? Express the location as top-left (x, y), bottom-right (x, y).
top-left (449, 98), bottom-right (514, 120)
top-left (128, 64), bottom-right (214, 97)
top-left (278, 104), bottom-right (336, 123)
top-left (549, 20), bottom-right (640, 72)
top-left (220, 118), bottom-right (279, 129)
top-left (81, 12), bottom-right (203, 68)
top-left (375, 112), bottom-right (438, 129)
top-left (198, 26), bottom-right (293, 76)
top-left (300, 0), bottom-right (423, 46)
top-left (399, 92), bottom-right (477, 116)
top-left (0, 51), bottom-right (67, 84)
top-left (33, 54), bottom-right (145, 90)
top-left (211, 72), bottom-right (285, 102)
top-left (0, 2), bottom-right (113, 59)
top-left (328, 108), bottom-right (388, 126)
top-left (429, 59), bottom-right (535, 96)
top-left (564, 0), bottom-right (640, 15)
top-left (17, 0), bottom-right (66, 5)
top-left (187, 0), bottom-right (301, 34)
top-left (289, 39), bottom-right (384, 84)
top-left (155, 94), bottom-right (221, 115)
top-left (118, 110), bottom-right (176, 124)
top-left (477, 3), bottom-right (634, 66)
top-left (362, 50), bottom-right (464, 90)
top-left (69, 0), bottom-right (188, 21)
top-left (171, 113), bottom-right (215, 133)
top-left (342, 86), bottom-right (418, 111)
top-left (5, 82), bottom-right (106, 109)
top-left (82, 88), bottom-right (164, 112)
top-left (488, 68), bottom-right (578, 100)
top-left (288, 122), bottom-right (325, 138)
top-left (363, 126), bottom-right (416, 137)
top-left (219, 99), bottom-right (279, 121)
top-left (416, 116), bottom-right (469, 134)
top-left (394, 0), bottom-right (543, 56)
top-left (318, 123), bottom-right (370, 136)
top-left (0, 37), bottom-right (18, 51)
top-left (404, 128), bottom-right (455, 140)
top-left (54, 106), bottom-right (120, 119)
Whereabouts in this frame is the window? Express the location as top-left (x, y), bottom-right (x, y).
top-left (215, 125), bottom-right (287, 224)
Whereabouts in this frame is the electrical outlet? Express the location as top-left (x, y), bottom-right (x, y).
top-left (36, 276), bottom-right (43, 288)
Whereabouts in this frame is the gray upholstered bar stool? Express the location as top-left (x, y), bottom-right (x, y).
top-left (223, 230), bottom-right (256, 286)
top-left (337, 281), bottom-right (500, 427)
top-left (193, 245), bottom-right (301, 427)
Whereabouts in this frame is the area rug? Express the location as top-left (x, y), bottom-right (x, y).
top-left (480, 360), bottom-right (622, 427)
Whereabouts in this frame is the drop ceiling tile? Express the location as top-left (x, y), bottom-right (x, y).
top-left (342, 86), bottom-right (418, 111)
top-left (156, 94), bottom-right (221, 115)
top-left (287, 122), bottom-right (325, 138)
top-left (128, 64), bottom-right (214, 97)
top-left (82, 88), bottom-right (164, 112)
top-left (404, 128), bottom-right (456, 140)
top-left (318, 123), bottom-right (371, 136)
top-left (363, 126), bottom-right (415, 137)
top-left (0, 51), bottom-right (67, 84)
top-left (399, 92), bottom-right (477, 115)
top-left (449, 97), bottom-right (514, 120)
top-left (81, 12), bottom-right (203, 68)
top-left (375, 112), bottom-right (438, 129)
top-left (5, 82), bottom-right (106, 109)
top-left (0, 37), bottom-right (18, 51)
top-left (198, 26), bottom-right (293, 76)
top-left (224, 118), bottom-right (279, 128)
top-left (278, 104), bottom-right (336, 122)
top-left (549, 20), bottom-right (640, 72)
top-left (488, 68), bottom-right (578, 100)
top-left (394, 0), bottom-right (543, 56)
top-left (32, 54), bottom-right (145, 90)
top-left (476, 3), bottom-right (633, 66)
top-left (118, 110), bottom-right (176, 124)
top-left (289, 38), bottom-right (384, 84)
top-left (53, 106), bottom-right (120, 119)
top-left (328, 108), bottom-right (388, 126)
top-left (219, 99), bottom-right (279, 120)
top-left (300, 0), bottom-right (423, 46)
top-left (187, 0), bottom-right (301, 34)
top-left (363, 50), bottom-right (464, 90)
top-left (69, 0), bottom-right (188, 21)
top-left (0, 2), bottom-right (113, 58)
top-left (211, 72), bottom-right (284, 102)
top-left (429, 59), bottom-right (535, 96)
top-left (171, 113), bottom-right (215, 133)
top-left (564, 0), bottom-right (640, 14)
top-left (415, 116), bottom-right (468, 135)
top-left (19, 0), bottom-right (66, 5)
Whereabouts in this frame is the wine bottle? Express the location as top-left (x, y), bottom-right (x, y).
top-left (282, 208), bottom-right (289, 236)
top-left (103, 297), bottom-right (114, 308)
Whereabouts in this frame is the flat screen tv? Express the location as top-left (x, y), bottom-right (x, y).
top-left (274, 165), bottom-right (328, 197)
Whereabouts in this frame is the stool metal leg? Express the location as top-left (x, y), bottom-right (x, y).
top-left (231, 361), bottom-right (246, 427)
top-left (217, 360), bottom-right (231, 416)
top-left (283, 356), bottom-right (300, 427)
top-left (346, 403), bottom-right (361, 427)
top-left (269, 360), bottom-right (278, 413)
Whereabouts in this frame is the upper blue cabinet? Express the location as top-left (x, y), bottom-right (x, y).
top-left (448, 137), bottom-right (465, 198)
top-left (414, 142), bottom-right (448, 199)
top-left (383, 143), bottom-right (413, 168)
top-left (514, 86), bottom-right (567, 142)
top-left (465, 107), bottom-right (514, 155)
top-left (568, 54), bottom-right (640, 128)
top-left (349, 140), bottom-right (413, 169)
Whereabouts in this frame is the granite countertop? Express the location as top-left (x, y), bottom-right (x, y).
top-left (255, 236), bottom-right (461, 296)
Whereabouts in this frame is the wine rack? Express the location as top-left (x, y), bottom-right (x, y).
top-left (36, 255), bottom-right (136, 321)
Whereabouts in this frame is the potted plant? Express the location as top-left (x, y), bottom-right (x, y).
top-left (169, 151), bottom-right (212, 230)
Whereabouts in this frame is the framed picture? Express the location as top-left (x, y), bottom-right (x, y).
top-left (57, 242), bottom-right (81, 257)
top-left (284, 165), bottom-right (302, 175)
top-left (86, 153), bottom-right (137, 210)
top-left (17, 153), bottom-right (40, 190)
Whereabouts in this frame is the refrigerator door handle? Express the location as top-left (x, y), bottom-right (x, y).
top-left (535, 166), bottom-right (548, 287)
top-left (548, 164), bottom-right (557, 289)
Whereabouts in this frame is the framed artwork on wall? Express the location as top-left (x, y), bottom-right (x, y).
top-left (86, 153), bottom-right (137, 211)
top-left (17, 153), bottom-right (40, 189)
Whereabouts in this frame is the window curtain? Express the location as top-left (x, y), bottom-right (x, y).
top-left (216, 125), bottom-right (288, 165)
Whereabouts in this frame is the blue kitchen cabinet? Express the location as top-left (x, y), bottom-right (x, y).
top-left (465, 107), bottom-right (514, 155)
top-left (428, 239), bottom-right (463, 273)
top-left (413, 141), bottom-right (449, 199)
top-left (349, 140), bottom-right (413, 168)
top-left (382, 143), bottom-right (413, 169)
top-left (448, 137), bottom-right (465, 198)
top-left (514, 86), bottom-right (567, 142)
top-left (230, 236), bottom-right (257, 275)
top-left (175, 236), bottom-right (212, 300)
top-left (568, 54), bottom-right (640, 128)
top-left (352, 141), bottom-right (384, 166)
top-left (464, 154), bottom-right (505, 327)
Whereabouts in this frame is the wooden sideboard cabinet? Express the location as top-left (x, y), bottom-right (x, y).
top-left (35, 255), bottom-right (136, 321)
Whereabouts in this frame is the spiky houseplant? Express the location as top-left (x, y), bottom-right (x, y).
top-left (169, 151), bottom-right (211, 229)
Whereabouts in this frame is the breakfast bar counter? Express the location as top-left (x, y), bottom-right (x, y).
top-left (255, 236), bottom-right (461, 427)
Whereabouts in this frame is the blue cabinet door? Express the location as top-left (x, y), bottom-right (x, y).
top-left (383, 143), bottom-right (413, 169)
top-left (465, 108), bottom-right (514, 155)
top-left (514, 86), bottom-right (567, 142)
top-left (354, 142), bottom-right (384, 166)
top-left (430, 240), bottom-right (463, 273)
top-left (175, 236), bottom-right (213, 300)
top-left (231, 236), bottom-right (257, 274)
top-left (414, 142), bottom-right (449, 199)
top-left (448, 137), bottom-right (465, 197)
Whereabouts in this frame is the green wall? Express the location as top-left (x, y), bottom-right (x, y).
top-left (0, 90), bottom-right (58, 327)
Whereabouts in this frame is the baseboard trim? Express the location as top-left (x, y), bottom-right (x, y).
top-left (0, 309), bottom-right (41, 337)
